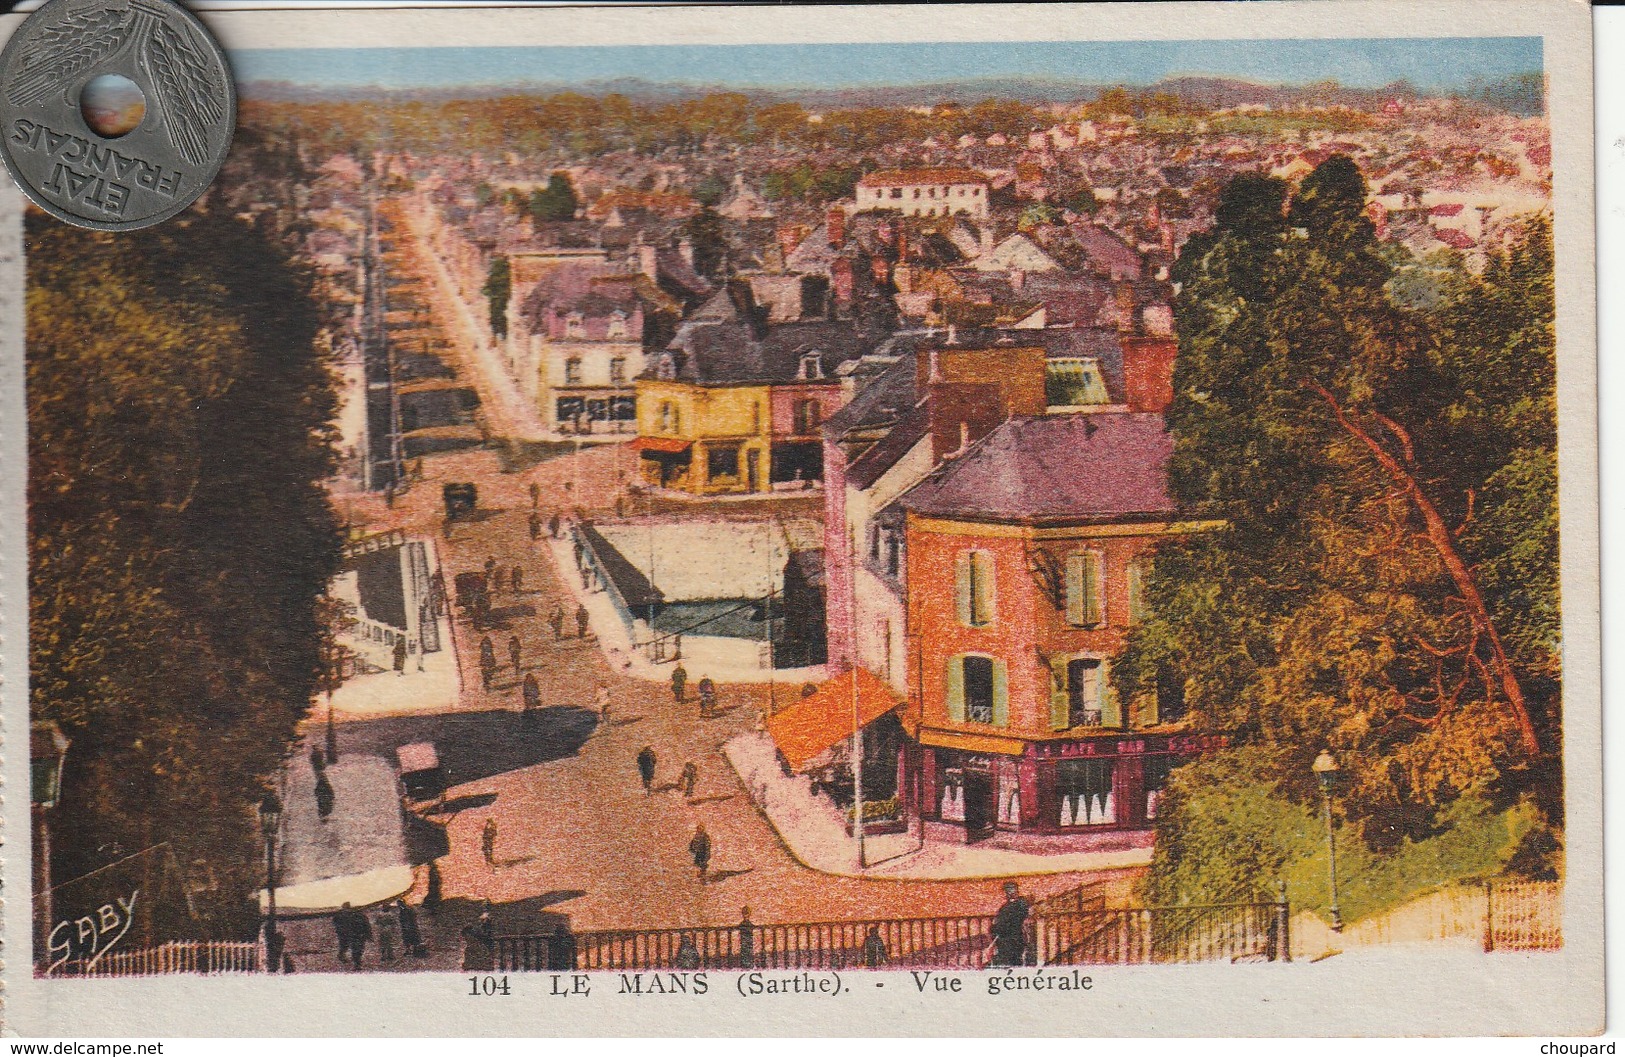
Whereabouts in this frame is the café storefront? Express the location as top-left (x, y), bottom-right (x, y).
top-left (905, 731), bottom-right (1228, 841)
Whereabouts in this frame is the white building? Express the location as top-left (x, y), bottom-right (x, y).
top-left (855, 167), bottom-right (990, 219)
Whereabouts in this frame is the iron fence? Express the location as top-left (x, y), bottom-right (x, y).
top-left (76, 940), bottom-right (261, 977)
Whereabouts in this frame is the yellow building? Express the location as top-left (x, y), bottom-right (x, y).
top-left (634, 378), bottom-right (772, 494)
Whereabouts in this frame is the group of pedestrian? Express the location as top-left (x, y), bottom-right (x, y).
top-left (548, 603), bottom-right (590, 640)
top-left (332, 899), bottom-right (426, 969)
top-left (669, 664), bottom-right (717, 716)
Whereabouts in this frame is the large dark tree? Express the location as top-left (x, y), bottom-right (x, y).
top-left (28, 208), bottom-right (342, 932)
top-left (1119, 157), bottom-right (1558, 865)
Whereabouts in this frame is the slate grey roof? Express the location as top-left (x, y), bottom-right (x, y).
top-left (898, 412), bottom-right (1174, 525)
top-left (662, 318), bottom-right (887, 386)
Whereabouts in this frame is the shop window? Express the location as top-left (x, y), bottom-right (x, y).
top-left (946, 654), bottom-right (1007, 726)
top-left (1065, 550), bottom-right (1104, 626)
top-left (1144, 755), bottom-right (1175, 820)
top-left (1056, 758), bottom-right (1116, 827)
top-left (708, 444), bottom-right (741, 481)
top-left (940, 768), bottom-right (966, 821)
top-left (955, 550), bottom-right (996, 627)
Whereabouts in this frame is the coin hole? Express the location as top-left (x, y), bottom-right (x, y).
top-left (79, 74), bottom-right (145, 139)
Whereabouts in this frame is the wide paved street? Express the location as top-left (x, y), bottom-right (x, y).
top-left (285, 199), bottom-right (1137, 969)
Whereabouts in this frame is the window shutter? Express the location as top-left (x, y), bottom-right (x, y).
top-left (972, 551), bottom-right (995, 626)
top-left (1083, 551), bottom-right (1103, 625)
top-left (1100, 660), bottom-right (1121, 728)
top-left (991, 659), bottom-right (1009, 727)
top-left (955, 554), bottom-right (973, 626)
top-left (1065, 554), bottom-right (1085, 626)
top-left (1127, 560), bottom-right (1146, 624)
top-left (1049, 657), bottom-right (1070, 731)
top-left (945, 656), bottom-right (966, 723)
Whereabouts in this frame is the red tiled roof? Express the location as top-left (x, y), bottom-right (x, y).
top-left (1434, 228), bottom-right (1477, 250)
top-left (858, 168), bottom-right (989, 188)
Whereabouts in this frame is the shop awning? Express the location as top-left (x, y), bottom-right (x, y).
top-left (631, 436), bottom-right (693, 455)
top-left (918, 727), bottom-right (1026, 757)
top-left (765, 667), bottom-right (903, 772)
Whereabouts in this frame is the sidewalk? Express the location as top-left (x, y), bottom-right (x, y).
top-left (543, 531), bottom-right (827, 686)
top-left (327, 611), bottom-right (460, 718)
top-left (724, 731), bottom-right (1152, 881)
top-left (262, 736), bottom-right (415, 915)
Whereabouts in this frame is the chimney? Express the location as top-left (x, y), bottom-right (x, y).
top-left (928, 348), bottom-right (943, 382)
top-left (1121, 336), bottom-right (1176, 413)
top-left (895, 226), bottom-right (908, 263)
top-left (894, 262), bottom-right (913, 295)
top-left (1113, 283), bottom-right (1136, 333)
top-left (979, 226), bottom-right (994, 258)
top-left (678, 236), bottom-right (694, 266)
top-left (946, 323), bottom-right (959, 346)
top-left (831, 256), bottom-right (854, 303)
top-left (1010, 267), bottom-right (1025, 293)
top-left (828, 207), bottom-right (846, 250)
top-left (638, 244), bottom-right (658, 281)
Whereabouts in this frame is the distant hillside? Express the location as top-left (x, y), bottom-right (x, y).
top-left (241, 72), bottom-right (1545, 116)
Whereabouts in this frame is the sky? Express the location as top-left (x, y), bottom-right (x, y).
top-left (234, 37), bottom-right (1542, 94)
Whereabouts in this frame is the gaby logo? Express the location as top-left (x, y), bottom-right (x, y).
top-left (45, 888), bottom-right (139, 974)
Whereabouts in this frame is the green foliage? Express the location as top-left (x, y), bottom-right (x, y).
top-left (482, 255), bottom-right (512, 339)
top-left (759, 163), bottom-right (860, 205)
top-left (1122, 157), bottom-right (1559, 894)
top-left (529, 170), bottom-right (579, 222)
top-left (1151, 750), bottom-right (1540, 923)
top-left (28, 209), bottom-right (341, 931)
top-left (1017, 203), bottom-right (1062, 231)
top-left (692, 172), bottom-right (728, 208)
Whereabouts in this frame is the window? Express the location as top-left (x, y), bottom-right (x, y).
top-left (913, 188), bottom-right (921, 199)
top-left (657, 353), bottom-right (677, 381)
top-left (566, 313), bottom-right (584, 339)
top-left (609, 357), bottom-right (627, 384)
top-left (793, 398), bottom-right (821, 435)
top-left (890, 188), bottom-right (902, 199)
top-left (955, 550), bottom-right (996, 627)
top-left (1056, 759), bottom-right (1116, 826)
top-left (1050, 655), bottom-right (1120, 729)
top-left (884, 531), bottom-right (901, 578)
top-left (707, 443), bottom-right (740, 481)
top-left (607, 311), bottom-right (628, 339)
top-left (946, 654), bottom-right (1007, 727)
top-left (798, 351), bottom-right (824, 381)
top-left (1046, 358), bottom-right (1110, 406)
top-left (1066, 551), bottom-right (1104, 627)
top-left (658, 401), bottom-right (679, 434)
top-left (564, 357), bottom-right (583, 385)
top-left (752, 402), bottom-right (762, 434)
top-left (928, 187), bottom-right (936, 199)
top-left (973, 187), bottom-right (982, 196)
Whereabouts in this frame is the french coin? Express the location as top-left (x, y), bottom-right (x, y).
top-left (0, 0), bottom-right (234, 231)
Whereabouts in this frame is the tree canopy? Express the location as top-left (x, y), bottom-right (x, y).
top-left (1119, 157), bottom-right (1558, 868)
top-left (28, 209), bottom-right (342, 931)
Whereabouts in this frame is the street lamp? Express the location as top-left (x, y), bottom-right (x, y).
top-left (1311, 750), bottom-right (1343, 932)
top-left (259, 792), bottom-right (283, 971)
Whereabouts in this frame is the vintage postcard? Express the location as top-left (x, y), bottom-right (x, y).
top-left (0, 0), bottom-right (1600, 1037)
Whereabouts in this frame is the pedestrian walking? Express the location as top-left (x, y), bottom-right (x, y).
top-left (315, 772), bottom-right (336, 820)
top-left (737, 908), bottom-right (756, 969)
top-left (549, 513), bottom-right (561, 540)
top-left (529, 481), bottom-right (541, 509)
top-left (522, 672), bottom-right (541, 713)
top-left (481, 817), bottom-right (498, 868)
top-left (333, 902), bottom-right (371, 969)
top-left (509, 634), bottom-right (522, 676)
top-left (393, 634), bottom-right (408, 677)
top-left (511, 565), bottom-right (524, 593)
top-left (575, 603), bottom-right (590, 638)
top-left (397, 900), bottom-right (425, 957)
top-left (484, 555), bottom-right (499, 591)
top-left (594, 684), bottom-right (610, 716)
top-left (423, 862), bottom-right (443, 915)
top-left (680, 761), bottom-right (698, 799)
top-left (480, 654), bottom-right (497, 692)
top-left (377, 907), bottom-right (398, 962)
top-left (310, 746), bottom-right (325, 774)
top-left (529, 511), bottom-right (542, 541)
top-left (615, 495), bottom-right (627, 519)
top-left (988, 882), bottom-right (1031, 967)
top-left (442, 515), bottom-right (454, 540)
top-left (636, 746), bottom-right (657, 795)
top-left (689, 824), bottom-right (712, 881)
top-left (675, 933), bottom-right (701, 970)
top-left (671, 663), bottom-right (687, 704)
top-left (697, 676), bottom-right (716, 716)
top-left (863, 926), bottom-right (890, 968)
top-left (549, 604), bottom-right (566, 640)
